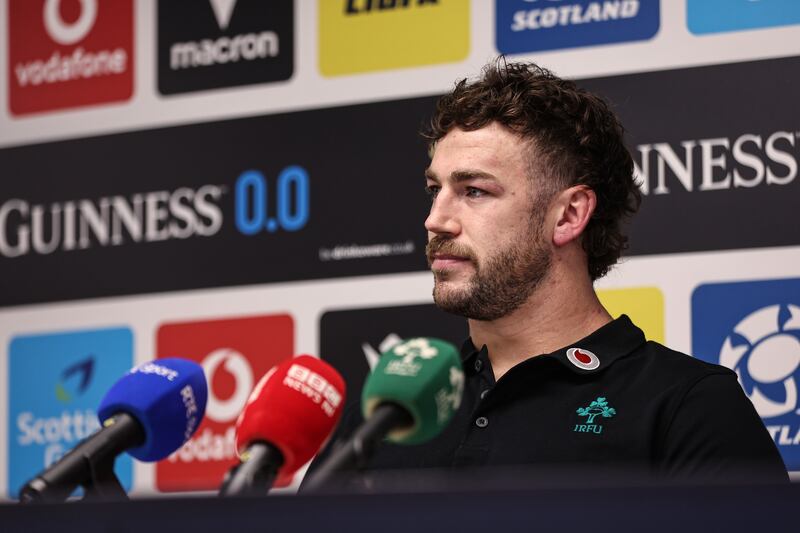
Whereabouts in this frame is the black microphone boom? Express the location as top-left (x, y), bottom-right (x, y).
top-left (218, 442), bottom-right (285, 497)
top-left (19, 412), bottom-right (144, 503)
top-left (302, 402), bottom-right (412, 492)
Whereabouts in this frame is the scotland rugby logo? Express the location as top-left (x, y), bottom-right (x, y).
top-left (692, 278), bottom-right (800, 471)
top-left (721, 304), bottom-right (800, 419)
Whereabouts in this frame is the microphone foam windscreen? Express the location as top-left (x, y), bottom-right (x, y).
top-left (234, 355), bottom-right (345, 485)
top-left (97, 358), bottom-right (208, 462)
top-left (362, 337), bottom-right (464, 445)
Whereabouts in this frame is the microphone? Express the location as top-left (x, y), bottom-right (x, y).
top-left (302, 337), bottom-right (464, 492)
top-left (219, 355), bottom-right (346, 497)
top-left (19, 358), bottom-right (207, 503)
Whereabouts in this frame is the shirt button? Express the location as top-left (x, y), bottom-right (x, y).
top-left (480, 389), bottom-right (490, 400)
top-left (475, 416), bottom-right (489, 428)
top-left (474, 359), bottom-right (483, 372)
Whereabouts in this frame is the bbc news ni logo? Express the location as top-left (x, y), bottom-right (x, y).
top-left (7, 327), bottom-right (133, 498)
top-left (692, 278), bottom-right (800, 471)
top-left (8, 0), bottom-right (134, 116)
top-left (158, 0), bottom-right (294, 95)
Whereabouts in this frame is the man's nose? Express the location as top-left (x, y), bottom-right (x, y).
top-left (424, 194), bottom-right (461, 237)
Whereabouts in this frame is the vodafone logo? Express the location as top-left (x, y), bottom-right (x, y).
top-left (44, 0), bottom-right (97, 45)
top-left (155, 313), bottom-right (293, 492)
top-left (201, 348), bottom-right (254, 423)
top-left (8, 0), bottom-right (134, 116)
top-left (566, 348), bottom-right (601, 371)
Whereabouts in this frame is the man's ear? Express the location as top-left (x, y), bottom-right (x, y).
top-left (552, 185), bottom-right (596, 247)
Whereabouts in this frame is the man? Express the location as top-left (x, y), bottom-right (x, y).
top-left (307, 60), bottom-right (787, 488)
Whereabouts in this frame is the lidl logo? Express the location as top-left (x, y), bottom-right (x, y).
top-left (496, 0), bottom-right (659, 54)
top-left (597, 286), bottom-right (664, 343)
top-left (157, 0), bottom-right (293, 95)
top-left (155, 314), bottom-right (294, 491)
top-left (692, 278), bottom-right (800, 470)
top-left (318, 0), bottom-right (469, 77)
top-left (7, 327), bottom-right (133, 498)
top-left (8, 0), bottom-right (134, 116)
top-left (687, 0), bottom-right (800, 35)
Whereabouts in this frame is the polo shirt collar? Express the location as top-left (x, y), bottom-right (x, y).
top-left (460, 314), bottom-right (646, 375)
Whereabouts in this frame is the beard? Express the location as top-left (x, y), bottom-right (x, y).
top-left (426, 216), bottom-right (551, 321)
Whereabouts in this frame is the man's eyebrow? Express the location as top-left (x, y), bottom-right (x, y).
top-left (425, 168), bottom-right (498, 183)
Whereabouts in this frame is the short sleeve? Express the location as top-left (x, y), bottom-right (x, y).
top-left (660, 373), bottom-right (788, 483)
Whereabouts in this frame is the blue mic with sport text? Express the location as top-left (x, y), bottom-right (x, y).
top-left (19, 358), bottom-right (207, 503)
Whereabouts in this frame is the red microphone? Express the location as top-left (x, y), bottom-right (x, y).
top-left (219, 355), bottom-right (346, 496)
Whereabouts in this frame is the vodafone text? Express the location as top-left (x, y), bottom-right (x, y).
top-left (634, 130), bottom-right (799, 195)
top-left (169, 426), bottom-right (236, 463)
top-left (15, 48), bottom-right (127, 87)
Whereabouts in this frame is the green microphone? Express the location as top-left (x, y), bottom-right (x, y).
top-left (303, 337), bottom-right (464, 491)
top-left (362, 337), bottom-right (464, 444)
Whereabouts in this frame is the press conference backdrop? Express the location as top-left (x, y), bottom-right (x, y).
top-left (1, 0), bottom-right (799, 498)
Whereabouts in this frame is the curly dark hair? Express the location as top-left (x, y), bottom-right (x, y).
top-left (422, 59), bottom-right (641, 281)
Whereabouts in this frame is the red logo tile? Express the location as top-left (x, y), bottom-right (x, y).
top-left (8, 0), bottom-right (134, 116)
top-left (155, 314), bottom-right (294, 492)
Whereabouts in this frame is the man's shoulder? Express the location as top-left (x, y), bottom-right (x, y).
top-left (625, 339), bottom-right (737, 380)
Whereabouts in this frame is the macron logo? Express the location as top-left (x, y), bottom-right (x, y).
top-left (209, 0), bottom-right (237, 30)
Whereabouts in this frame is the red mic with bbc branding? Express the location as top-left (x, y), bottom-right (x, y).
top-left (219, 355), bottom-right (345, 496)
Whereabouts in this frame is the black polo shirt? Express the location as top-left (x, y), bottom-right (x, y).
top-left (306, 316), bottom-right (788, 489)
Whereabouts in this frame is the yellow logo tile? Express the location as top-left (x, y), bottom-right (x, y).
top-left (597, 287), bottom-right (665, 343)
top-left (319, 0), bottom-right (470, 76)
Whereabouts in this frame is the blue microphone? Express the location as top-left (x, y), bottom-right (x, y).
top-left (19, 358), bottom-right (207, 503)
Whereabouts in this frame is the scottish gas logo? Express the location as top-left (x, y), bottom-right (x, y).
top-left (496, 0), bottom-right (659, 54)
top-left (7, 327), bottom-right (133, 498)
top-left (688, 0), bottom-right (800, 35)
top-left (692, 278), bottom-right (800, 470)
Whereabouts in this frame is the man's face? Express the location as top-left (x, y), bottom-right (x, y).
top-left (424, 123), bottom-right (552, 321)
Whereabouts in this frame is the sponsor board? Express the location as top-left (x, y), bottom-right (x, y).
top-left (597, 287), bottom-right (664, 343)
top-left (0, 56), bottom-right (797, 306)
top-left (0, 96), bottom-right (433, 306)
top-left (155, 314), bottom-right (293, 491)
top-left (496, 0), bottom-right (659, 54)
top-left (158, 0), bottom-right (293, 95)
top-left (579, 55), bottom-right (800, 256)
top-left (8, 0), bottom-right (134, 116)
top-left (319, 303), bottom-right (468, 407)
top-left (319, 0), bottom-right (469, 76)
top-left (7, 327), bottom-right (133, 498)
top-left (688, 0), bottom-right (800, 35)
top-left (692, 278), bottom-right (800, 470)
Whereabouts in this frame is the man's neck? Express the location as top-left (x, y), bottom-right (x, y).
top-left (468, 269), bottom-right (611, 381)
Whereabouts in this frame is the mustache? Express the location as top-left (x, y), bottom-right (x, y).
top-left (425, 236), bottom-right (477, 266)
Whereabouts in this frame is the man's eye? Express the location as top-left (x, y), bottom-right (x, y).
top-left (465, 187), bottom-right (486, 198)
top-left (425, 185), bottom-right (440, 199)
